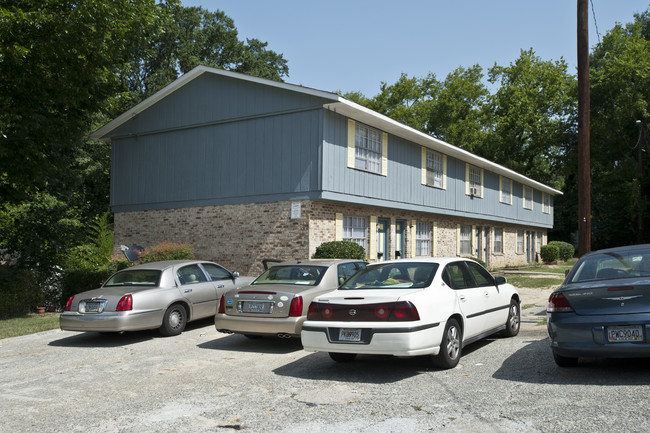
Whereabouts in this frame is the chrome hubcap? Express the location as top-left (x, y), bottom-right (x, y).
top-left (169, 310), bottom-right (182, 329)
top-left (446, 326), bottom-right (460, 359)
top-left (509, 305), bottom-right (520, 330)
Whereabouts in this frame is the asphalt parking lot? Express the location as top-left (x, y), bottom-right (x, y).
top-left (2, 286), bottom-right (650, 433)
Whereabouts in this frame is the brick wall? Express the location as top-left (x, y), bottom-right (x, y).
top-left (115, 199), bottom-right (546, 275)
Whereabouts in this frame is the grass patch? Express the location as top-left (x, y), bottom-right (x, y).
top-left (505, 275), bottom-right (564, 290)
top-left (0, 313), bottom-right (60, 339)
top-left (510, 258), bottom-right (578, 274)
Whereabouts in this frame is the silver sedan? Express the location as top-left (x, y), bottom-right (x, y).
top-left (547, 244), bottom-right (650, 366)
top-left (60, 260), bottom-right (254, 336)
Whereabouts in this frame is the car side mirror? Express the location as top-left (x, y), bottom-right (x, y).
top-left (494, 276), bottom-right (507, 285)
top-left (232, 271), bottom-right (240, 279)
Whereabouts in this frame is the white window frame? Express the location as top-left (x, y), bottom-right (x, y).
top-left (542, 192), bottom-right (551, 214)
top-left (460, 225), bottom-right (473, 255)
top-left (466, 164), bottom-right (484, 198)
top-left (500, 176), bottom-right (512, 205)
top-left (422, 148), bottom-right (446, 189)
top-left (523, 185), bottom-right (533, 210)
top-left (343, 216), bottom-right (368, 250)
top-left (415, 222), bottom-right (432, 256)
top-left (516, 230), bottom-right (524, 254)
top-left (493, 228), bottom-right (503, 254)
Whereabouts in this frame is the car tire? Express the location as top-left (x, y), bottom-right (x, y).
top-left (159, 304), bottom-right (187, 336)
top-left (552, 351), bottom-right (579, 367)
top-left (501, 299), bottom-right (521, 337)
top-left (433, 318), bottom-right (462, 369)
top-left (329, 352), bottom-right (357, 363)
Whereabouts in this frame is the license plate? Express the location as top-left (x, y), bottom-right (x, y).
top-left (607, 325), bottom-right (643, 342)
top-left (82, 301), bottom-right (103, 313)
top-left (339, 328), bottom-right (361, 342)
top-left (244, 302), bottom-right (269, 313)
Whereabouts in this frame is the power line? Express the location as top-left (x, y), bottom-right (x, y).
top-left (590, 0), bottom-right (601, 44)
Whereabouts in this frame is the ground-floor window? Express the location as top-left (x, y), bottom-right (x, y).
top-left (343, 216), bottom-right (368, 250)
top-left (516, 230), bottom-right (524, 254)
top-left (416, 222), bottom-right (432, 256)
top-left (493, 228), bottom-right (503, 253)
top-left (460, 225), bottom-right (472, 255)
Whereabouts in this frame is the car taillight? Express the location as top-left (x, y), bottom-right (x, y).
top-left (547, 293), bottom-right (574, 313)
top-left (116, 294), bottom-right (133, 311)
top-left (289, 296), bottom-right (303, 317)
top-left (64, 296), bottom-right (74, 311)
top-left (218, 295), bottom-right (226, 314)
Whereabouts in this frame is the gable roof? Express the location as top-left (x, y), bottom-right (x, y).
top-left (92, 65), bottom-right (562, 195)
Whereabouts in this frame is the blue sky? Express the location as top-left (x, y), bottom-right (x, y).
top-left (181, 1), bottom-right (649, 96)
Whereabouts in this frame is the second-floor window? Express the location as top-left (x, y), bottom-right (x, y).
top-left (466, 164), bottom-right (483, 197)
top-left (542, 192), bottom-right (551, 214)
top-left (355, 123), bottom-right (382, 173)
top-left (500, 176), bottom-right (512, 204)
top-left (424, 149), bottom-right (446, 189)
top-left (523, 186), bottom-right (533, 210)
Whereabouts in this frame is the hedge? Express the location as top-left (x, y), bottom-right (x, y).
top-left (540, 244), bottom-right (560, 263)
top-left (313, 241), bottom-right (367, 260)
top-left (548, 241), bottom-right (575, 261)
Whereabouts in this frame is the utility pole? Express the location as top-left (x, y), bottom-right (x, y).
top-left (577, 0), bottom-right (591, 256)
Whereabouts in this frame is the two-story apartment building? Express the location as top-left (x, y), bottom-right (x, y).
top-left (92, 65), bottom-right (561, 276)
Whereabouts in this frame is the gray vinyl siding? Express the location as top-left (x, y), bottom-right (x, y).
top-left (321, 111), bottom-right (553, 228)
top-left (111, 108), bottom-right (324, 212)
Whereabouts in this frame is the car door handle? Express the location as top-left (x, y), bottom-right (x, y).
top-left (459, 295), bottom-right (466, 301)
top-left (184, 289), bottom-right (192, 293)
top-left (484, 291), bottom-right (490, 296)
top-left (217, 284), bottom-right (224, 288)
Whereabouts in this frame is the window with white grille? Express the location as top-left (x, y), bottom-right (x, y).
top-left (467, 164), bottom-right (483, 197)
top-left (355, 123), bottom-right (382, 173)
top-left (425, 150), bottom-right (445, 189)
top-left (493, 228), bottom-right (503, 253)
top-left (343, 216), bottom-right (368, 250)
top-left (460, 225), bottom-right (472, 255)
top-left (500, 177), bottom-right (512, 204)
top-left (523, 186), bottom-right (533, 210)
top-left (517, 230), bottom-right (524, 254)
top-left (416, 222), bottom-right (432, 256)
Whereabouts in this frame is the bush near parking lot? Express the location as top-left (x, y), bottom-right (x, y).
top-left (540, 244), bottom-right (560, 263)
top-left (313, 241), bottom-right (367, 260)
top-left (138, 241), bottom-right (195, 263)
top-left (548, 241), bottom-right (575, 261)
top-left (0, 266), bottom-right (41, 319)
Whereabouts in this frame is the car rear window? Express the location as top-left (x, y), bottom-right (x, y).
top-left (251, 265), bottom-right (327, 286)
top-left (104, 270), bottom-right (161, 287)
top-left (340, 262), bottom-right (438, 289)
top-left (569, 248), bottom-right (650, 283)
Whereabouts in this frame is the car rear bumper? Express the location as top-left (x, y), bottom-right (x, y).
top-left (301, 321), bottom-right (442, 357)
top-left (547, 312), bottom-right (650, 358)
top-left (59, 310), bottom-right (163, 333)
top-left (215, 313), bottom-right (305, 336)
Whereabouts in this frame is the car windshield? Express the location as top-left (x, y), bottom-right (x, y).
top-left (104, 270), bottom-right (161, 287)
top-left (251, 265), bottom-right (327, 286)
top-left (569, 248), bottom-right (650, 283)
top-left (340, 262), bottom-right (438, 290)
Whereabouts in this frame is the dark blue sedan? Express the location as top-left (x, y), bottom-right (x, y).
top-left (547, 244), bottom-right (650, 366)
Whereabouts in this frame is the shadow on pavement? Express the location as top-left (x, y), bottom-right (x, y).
top-left (198, 334), bottom-right (304, 354)
top-left (493, 335), bottom-right (650, 385)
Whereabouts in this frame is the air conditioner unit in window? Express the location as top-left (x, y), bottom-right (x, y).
top-left (469, 187), bottom-right (478, 196)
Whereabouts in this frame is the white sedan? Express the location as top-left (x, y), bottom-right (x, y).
top-left (301, 258), bottom-right (520, 369)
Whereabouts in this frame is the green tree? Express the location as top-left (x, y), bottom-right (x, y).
top-left (425, 65), bottom-right (490, 153)
top-left (587, 11), bottom-right (650, 248)
top-left (0, 0), bottom-right (164, 204)
top-left (485, 49), bottom-right (576, 188)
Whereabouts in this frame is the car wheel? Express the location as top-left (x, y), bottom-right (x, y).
top-left (433, 318), bottom-right (462, 369)
top-left (329, 352), bottom-right (357, 363)
top-left (552, 351), bottom-right (579, 367)
top-left (501, 299), bottom-right (521, 337)
top-left (159, 304), bottom-right (187, 336)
